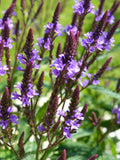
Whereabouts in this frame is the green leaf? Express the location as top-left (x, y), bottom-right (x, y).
top-left (36, 100), bottom-right (48, 122)
top-left (88, 85), bottom-right (120, 100)
top-left (67, 155), bottom-right (87, 160)
top-left (72, 128), bottom-right (93, 139)
top-left (18, 118), bottom-right (31, 141)
top-left (108, 138), bottom-right (117, 156)
top-left (58, 141), bottom-right (94, 159)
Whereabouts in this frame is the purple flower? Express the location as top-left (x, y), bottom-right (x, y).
top-left (12, 62), bottom-right (39, 107)
top-left (73, 0), bottom-right (95, 15)
top-left (0, 62), bottom-right (8, 76)
top-left (44, 37), bottom-right (51, 50)
top-left (80, 79), bottom-right (89, 87)
top-left (0, 87), bottom-right (18, 130)
top-left (112, 105), bottom-right (120, 124)
top-left (44, 22), bottom-right (62, 36)
top-left (11, 90), bottom-right (21, 100)
top-left (73, 0), bottom-right (84, 15)
top-left (59, 108), bottom-right (84, 138)
top-left (0, 18), bottom-right (13, 30)
top-left (17, 49), bottom-right (41, 70)
top-left (51, 54), bottom-right (80, 80)
top-left (81, 31), bottom-right (114, 52)
top-left (9, 114), bottom-right (18, 124)
top-left (0, 36), bottom-right (13, 49)
top-left (37, 37), bottom-right (51, 50)
top-left (0, 120), bottom-right (7, 129)
top-left (63, 127), bottom-right (72, 139)
top-left (107, 13), bottom-right (114, 24)
top-left (96, 10), bottom-right (114, 24)
top-left (92, 79), bottom-right (100, 85)
top-left (63, 25), bottom-right (78, 36)
top-left (37, 125), bottom-right (46, 132)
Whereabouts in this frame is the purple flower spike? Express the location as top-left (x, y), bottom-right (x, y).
top-left (0, 87), bottom-right (18, 129)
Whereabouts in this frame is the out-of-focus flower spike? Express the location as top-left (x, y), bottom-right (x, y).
top-left (12, 0), bottom-right (17, 4)
top-left (81, 103), bottom-right (88, 117)
top-left (116, 78), bottom-right (120, 92)
top-left (93, 10), bottom-right (108, 40)
top-left (106, 19), bottom-right (120, 41)
top-left (18, 132), bottom-right (25, 158)
top-left (22, 61), bottom-right (32, 82)
top-left (37, 71), bottom-right (44, 94)
top-left (70, 85), bottom-right (79, 108)
top-left (98, 0), bottom-right (106, 15)
top-left (83, 0), bottom-right (91, 10)
top-left (88, 154), bottom-right (98, 160)
top-left (0, 40), bottom-right (4, 60)
top-left (79, 103), bottom-right (88, 125)
top-left (51, 120), bottom-right (61, 133)
top-left (2, 22), bottom-right (10, 42)
top-left (94, 57), bottom-right (112, 80)
top-left (15, 20), bottom-right (20, 39)
top-left (57, 149), bottom-right (66, 160)
top-left (1, 87), bottom-right (9, 107)
top-left (92, 112), bottom-right (98, 123)
top-left (21, 62), bottom-right (33, 97)
top-left (2, 3), bottom-right (16, 23)
top-left (31, 1), bottom-right (44, 22)
top-left (45, 96), bottom-right (59, 127)
top-left (24, 28), bottom-right (33, 56)
top-left (88, 116), bottom-right (93, 122)
top-left (56, 43), bottom-right (62, 58)
top-left (67, 30), bottom-right (77, 57)
top-left (21, 0), bottom-right (26, 11)
top-left (52, 1), bottom-right (61, 24)
top-left (71, 13), bottom-right (78, 26)
top-left (110, 0), bottom-right (120, 16)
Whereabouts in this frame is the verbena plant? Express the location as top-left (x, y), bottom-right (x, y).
top-left (0, 0), bottom-right (120, 159)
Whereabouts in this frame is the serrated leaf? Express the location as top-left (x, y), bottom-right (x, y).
top-left (88, 85), bottom-right (120, 100)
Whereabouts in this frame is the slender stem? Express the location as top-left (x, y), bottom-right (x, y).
top-left (2, 139), bottom-right (21, 160)
top-left (36, 139), bottom-right (40, 160)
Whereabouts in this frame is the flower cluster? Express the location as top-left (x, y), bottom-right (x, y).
top-left (58, 86), bottom-right (86, 138)
top-left (81, 31), bottom-right (114, 53)
top-left (73, 0), bottom-right (95, 15)
top-left (58, 109), bottom-right (84, 138)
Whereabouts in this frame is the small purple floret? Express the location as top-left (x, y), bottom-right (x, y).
top-left (112, 105), bottom-right (120, 124)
